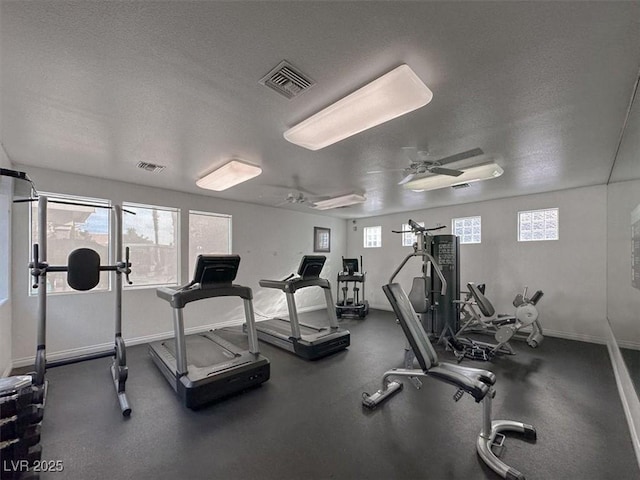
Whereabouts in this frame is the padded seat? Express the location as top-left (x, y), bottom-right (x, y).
top-left (429, 363), bottom-right (495, 401)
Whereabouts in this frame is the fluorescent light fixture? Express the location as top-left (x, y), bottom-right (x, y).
top-left (196, 159), bottom-right (262, 191)
top-left (404, 162), bottom-right (504, 192)
top-left (312, 193), bottom-right (366, 210)
top-left (284, 64), bottom-right (433, 150)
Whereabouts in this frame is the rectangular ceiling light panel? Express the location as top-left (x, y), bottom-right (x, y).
top-left (284, 64), bottom-right (433, 150)
top-left (312, 193), bottom-right (366, 210)
top-left (196, 159), bottom-right (262, 191)
top-left (404, 162), bottom-right (504, 192)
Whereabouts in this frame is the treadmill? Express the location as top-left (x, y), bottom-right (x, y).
top-left (148, 255), bottom-right (270, 409)
top-left (251, 255), bottom-right (350, 360)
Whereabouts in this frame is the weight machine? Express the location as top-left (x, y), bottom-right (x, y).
top-left (392, 219), bottom-right (545, 363)
top-left (391, 220), bottom-right (460, 339)
top-left (451, 283), bottom-right (545, 361)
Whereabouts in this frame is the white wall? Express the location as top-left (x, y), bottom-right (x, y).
top-left (347, 185), bottom-right (608, 343)
top-left (0, 144), bottom-right (13, 376)
top-left (11, 166), bottom-right (347, 365)
top-left (607, 179), bottom-right (640, 348)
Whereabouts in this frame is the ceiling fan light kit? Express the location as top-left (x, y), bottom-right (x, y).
top-left (283, 64), bottom-right (433, 150)
top-left (196, 159), bottom-right (262, 191)
top-left (312, 193), bottom-right (367, 210)
top-left (405, 162), bottom-right (504, 192)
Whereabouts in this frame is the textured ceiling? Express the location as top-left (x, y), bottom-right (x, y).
top-left (1, 1), bottom-right (639, 218)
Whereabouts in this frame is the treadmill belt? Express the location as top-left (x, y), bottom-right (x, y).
top-left (258, 318), bottom-right (329, 338)
top-left (163, 334), bottom-right (238, 368)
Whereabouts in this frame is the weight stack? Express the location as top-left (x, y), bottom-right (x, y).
top-left (1, 376), bottom-right (43, 480)
top-left (431, 235), bottom-right (460, 336)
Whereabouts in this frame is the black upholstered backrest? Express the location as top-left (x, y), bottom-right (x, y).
top-left (383, 283), bottom-right (438, 370)
top-left (408, 276), bottom-right (431, 313)
top-left (467, 282), bottom-right (496, 317)
top-left (67, 248), bottom-right (100, 291)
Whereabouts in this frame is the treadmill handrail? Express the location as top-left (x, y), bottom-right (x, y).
top-left (157, 284), bottom-right (253, 309)
top-left (259, 277), bottom-right (331, 293)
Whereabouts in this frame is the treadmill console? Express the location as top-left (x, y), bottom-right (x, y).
top-left (297, 255), bottom-right (326, 279)
top-left (193, 255), bottom-right (240, 288)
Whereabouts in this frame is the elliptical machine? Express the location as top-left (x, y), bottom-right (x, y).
top-left (335, 256), bottom-right (369, 318)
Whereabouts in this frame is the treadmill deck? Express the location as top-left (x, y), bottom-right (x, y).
top-left (252, 318), bottom-right (350, 360)
top-left (148, 331), bottom-right (270, 409)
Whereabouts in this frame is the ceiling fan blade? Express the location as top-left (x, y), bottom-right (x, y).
top-left (398, 173), bottom-right (416, 185)
top-left (367, 168), bottom-right (406, 174)
top-left (429, 166), bottom-right (464, 177)
top-left (436, 147), bottom-right (484, 165)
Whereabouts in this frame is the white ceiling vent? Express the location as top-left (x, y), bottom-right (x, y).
top-left (137, 161), bottom-right (166, 173)
top-left (259, 60), bottom-right (315, 99)
top-left (451, 183), bottom-right (470, 190)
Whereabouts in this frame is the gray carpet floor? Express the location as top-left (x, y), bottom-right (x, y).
top-left (21, 309), bottom-right (640, 480)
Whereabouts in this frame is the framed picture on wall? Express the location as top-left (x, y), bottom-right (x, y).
top-left (314, 227), bottom-right (331, 253)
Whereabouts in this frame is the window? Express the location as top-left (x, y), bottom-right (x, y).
top-left (188, 210), bottom-right (232, 278)
top-left (363, 226), bottom-right (382, 248)
top-left (31, 193), bottom-right (111, 294)
top-left (123, 202), bottom-right (179, 287)
top-left (452, 216), bottom-right (481, 244)
top-left (401, 222), bottom-right (424, 247)
top-left (518, 208), bottom-right (558, 242)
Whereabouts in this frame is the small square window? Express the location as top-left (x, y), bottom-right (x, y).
top-left (363, 226), bottom-right (382, 248)
top-left (401, 222), bottom-right (424, 247)
top-left (518, 208), bottom-right (559, 242)
top-left (452, 216), bottom-right (481, 244)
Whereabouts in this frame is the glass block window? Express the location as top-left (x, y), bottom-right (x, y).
top-left (452, 216), bottom-right (481, 244)
top-left (363, 226), bottom-right (382, 248)
top-left (401, 222), bottom-right (424, 247)
top-left (123, 202), bottom-right (179, 287)
top-left (31, 193), bottom-right (111, 294)
top-left (518, 208), bottom-right (559, 242)
top-left (188, 210), bottom-right (232, 279)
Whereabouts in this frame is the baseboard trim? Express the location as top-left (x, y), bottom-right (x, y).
top-left (12, 304), bottom-right (327, 368)
top-left (370, 303), bottom-right (392, 312)
top-left (541, 328), bottom-right (607, 345)
top-left (606, 319), bottom-right (640, 470)
top-left (616, 339), bottom-right (640, 350)
top-left (2, 363), bottom-right (13, 378)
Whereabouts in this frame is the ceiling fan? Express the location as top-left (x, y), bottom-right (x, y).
top-left (369, 147), bottom-right (485, 185)
top-left (276, 191), bottom-right (318, 206)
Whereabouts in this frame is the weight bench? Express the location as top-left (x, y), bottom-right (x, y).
top-left (362, 283), bottom-right (536, 480)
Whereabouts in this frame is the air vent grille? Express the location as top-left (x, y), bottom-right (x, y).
top-left (451, 183), bottom-right (470, 190)
top-left (137, 161), bottom-right (166, 173)
top-left (259, 60), bottom-right (315, 99)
